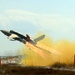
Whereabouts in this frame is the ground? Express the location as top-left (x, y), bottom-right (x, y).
top-left (0, 64), bottom-right (75, 75)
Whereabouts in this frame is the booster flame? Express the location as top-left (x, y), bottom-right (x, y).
top-left (26, 42), bottom-right (48, 58)
top-left (37, 42), bottom-right (61, 55)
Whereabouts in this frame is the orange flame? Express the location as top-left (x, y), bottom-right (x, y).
top-left (37, 42), bottom-right (61, 55)
top-left (26, 42), bottom-right (47, 58)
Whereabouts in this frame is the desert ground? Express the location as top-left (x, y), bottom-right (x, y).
top-left (0, 64), bottom-right (75, 75)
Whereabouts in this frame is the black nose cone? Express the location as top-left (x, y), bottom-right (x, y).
top-left (0, 30), bottom-right (11, 36)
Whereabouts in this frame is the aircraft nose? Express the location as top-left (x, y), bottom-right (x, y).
top-left (0, 30), bottom-right (7, 33)
top-left (0, 30), bottom-right (11, 36)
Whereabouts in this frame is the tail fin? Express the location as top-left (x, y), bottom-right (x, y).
top-left (34, 35), bottom-right (45, 42)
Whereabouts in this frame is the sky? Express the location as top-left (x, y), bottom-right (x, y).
top-left (0, 0), bottom-right (75, 56)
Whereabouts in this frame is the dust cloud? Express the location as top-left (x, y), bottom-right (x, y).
top-left (20, 33), bottom-right (75, 66)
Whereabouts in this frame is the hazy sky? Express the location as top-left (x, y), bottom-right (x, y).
top-left (0, 0), bottom-right (75, 56)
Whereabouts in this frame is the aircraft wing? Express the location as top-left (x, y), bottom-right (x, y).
top-left (34, 35), bottom-right (45, 42)
top-left (10, 30), bottom-right (27, 40)
top-left (12, 37), bottom-right (26, 43)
